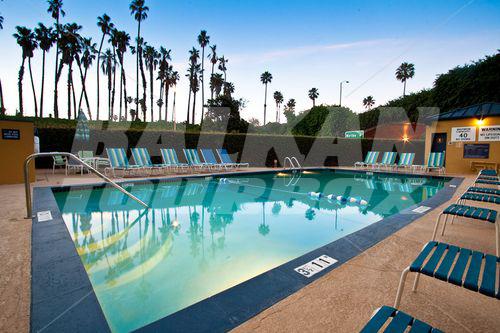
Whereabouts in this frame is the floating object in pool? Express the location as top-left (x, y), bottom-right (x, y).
top-left (349, 197), bottom-right (368, 205)
top-left (308, 192), bottom-right (322, 199)
top-left (326, 194), bottom-right (367, 205)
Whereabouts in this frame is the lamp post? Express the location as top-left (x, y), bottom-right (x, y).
top-left (172, 84), bottom-right (177, 131)
top-left (339, 80), bottom-right (349, 107)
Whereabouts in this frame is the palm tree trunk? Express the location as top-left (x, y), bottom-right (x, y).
top-left (96, 33), bottom-right (105, 120)
top-left (28, 57), bottom-right (38, 117)
top-left (149, 66), bottom-right (154, 122)
top-left (192, 90), bottom-right (196, 124)
top-left (71, 69), bottom-right (77, 119)
top-left (67, 67), bottom-right (72, 119)
top-left (403, 80), bottom-right (406, 97)
top-left (108, 70), bottom-right (112, 120)
top-left (263, 83), bottom-right (268, 125)
top-left (18, 57), bottom-right (26, 116)
top-left (186, 87), bottom-right (191, 125)
top-left (201, 47), bottom-right (205, 123)
top-left (122, 66), bottom-right (128, 121)
top-left (0, 78), bottom-right (4, 116)
top-left (210, 63), bottom-right (215, 99)
top-left (119, 70), bottom-right (123, 121)
top-left (77, 60), bottom-right (92, 120)
top-left (53, 17), bottom-right (60, 118)
top-left (139, 51), bottom-right (147, 121)
top-left (165, 85), bottom-right (169, 123)
top-left (158, 80), bottom-right (164, 121)
top-left (40, 51), bottom-right (46, 118)
top-left (111, 47), bottom-right (117, 120)
top-left (136, 21), bottom-right (140, 120)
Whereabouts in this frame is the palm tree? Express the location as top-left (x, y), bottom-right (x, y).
top-left (210, 73), bottom-right (223, 98)
top-left (189, 63), bottom-right (201, 124)
top-left (208, 44), bottom-right (217, 99)
top-left (218, 56), bottom-right (228, 82)
top-left (223, 81), bottom-right (234, 98)
top-left (308, 88), bottom-right (319, 107)
top-left (144, 44), bottom-right (159, 122)
top-left (197, 30), bottom-right (210, 122)
top-left (100, 49), bottom-right (114, 120)
top-left (395, 62), bottom-right (415, 97)
top-left (273, 91), bottom-right (283, 122)
top-left (77, 37), bottom-right (96, 119)
top-left (186, 47), bottom-right (200, 124)
top-left (165, 69), bottom-right (179, 122)
top-left (157, 47), bottom-right (171, 119)
top-left (96, 14), bottom-right (114, 120)
top-left (130, 0), bottom-right (149, 120)
top-left (47, 0), bottom-right (65, 118)
top-left (362, 95), bottom-right (375, 110)
top-left (58, 23), bottom-right (82, 119)
top-left (109, 29), bottom-right (119, 121)
top-left (13, 26), bottom-right (37, 116)
top-left (114, 30), bottom-right (130, 120)
top-left (35, 23), bottom-right (55, 118)
top-left (286, 98), bottom-right (296, 111)
top-left (260, 71), bottom-right (272, 125)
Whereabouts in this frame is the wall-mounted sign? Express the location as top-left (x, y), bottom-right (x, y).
top-left (1, 129), bottom-right (21, 140)
top-left (463, 144), bottom-right (490, 159)
top-left (451, 126), bottom-right (475, 142)
top-left (345, 130), bottom-right (364, 138)
top-left (478, 125), bottom-right (500, 142)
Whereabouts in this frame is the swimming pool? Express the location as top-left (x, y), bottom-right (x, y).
top-left (40, 169), bottom-right (454, 332)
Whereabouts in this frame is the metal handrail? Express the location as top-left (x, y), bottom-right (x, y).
top-left (283, 156), bottom-right (302, 170)
top-left (291, 156), bottom-right (302, 168)
top-left (283, 157), bottom-right (294, 169)
top-left (24, 152), bottom-right (149, 218)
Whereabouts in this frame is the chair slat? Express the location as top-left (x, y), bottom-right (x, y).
top-left (410, 242), bottom-right (437, 272)
top-left (434, 245), bottom-right (459, 281)
top-left (463, 251), bottom-right (483, 291)
top-left (448, 248), bottom-right (471, 286)
top-left (422, 243), bottom-right (448, 275)
top-left (384, 310), bottom-right (413, 333)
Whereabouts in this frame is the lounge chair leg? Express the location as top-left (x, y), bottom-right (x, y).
top-left (441, 214), bottom-right (450, 236)
top-left (394, 266), bottom-right (410, 308)
top-left (412, 273), bottom-right (421, 292)
top-left (432, 213), bottom-right (443, 240)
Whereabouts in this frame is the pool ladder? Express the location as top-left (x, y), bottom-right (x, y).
top-left (24, 152), bottom-right (150, 218)
top-left (283, 156), bottom-right (301, 170)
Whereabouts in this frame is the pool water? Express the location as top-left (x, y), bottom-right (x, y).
top-left (53, 170), bottom-right (448, 332)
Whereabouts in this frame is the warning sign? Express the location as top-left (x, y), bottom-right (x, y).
top-left (478, 125), bottom-right (500, 142)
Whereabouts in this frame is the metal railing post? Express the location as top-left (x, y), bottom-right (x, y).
top-left (24, 152), bottom-right (150, 219)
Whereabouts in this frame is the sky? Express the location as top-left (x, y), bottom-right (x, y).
top-left (1, 0), bottom-right (499, 123)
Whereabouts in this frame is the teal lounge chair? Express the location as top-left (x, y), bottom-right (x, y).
top-left (394, 241), bottom-right (499, 308)
top-left (426, 152), bottom-right (445, 174)
top-left (105, 148), bottom-right (144, 177)
top-left (475, 179), bottom-right (500, 186)
top-left (395, 152), bottom-right (415, 171)
top-left (216, 149), bottom-right (249, 169)
top-left (361, 306), bottom-right (443, 333)
top-left (160, 148), bottom-right (189, 172)
top-left (354, 151), bottom-right (379, 168)
top-left (468, 186), bottom-right (500, 196)
top-left (183, 149), bottom-right (211, 170)
top-left (459, 192), bottom-right (500, 205)
top-left (377, 152), bottom-right (397, 169)
top-left (432, 203), bottom-right (498, 256)
top-left (200, 149), bottom-right (229, 170)
top-left (480, 169), bottom-right (497, 176)
top-left (132, 148), bottom-right (169, 174)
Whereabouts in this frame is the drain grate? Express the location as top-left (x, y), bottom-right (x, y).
top-left (412, 206), bottom-right (431, 214)
top-left (37, 210), bottom-right (53, 222)
top-left (294, 255), bottom-right (338, 278)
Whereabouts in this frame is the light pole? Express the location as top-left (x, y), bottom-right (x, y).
top-left (172, 84), bottom-right (177, 131)
top-left (339, 80), bottom-right (349, 107)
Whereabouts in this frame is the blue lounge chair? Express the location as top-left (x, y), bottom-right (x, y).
top-left (216, 149), bottom-right (249, 169)
top-left (426, 152), bottom-right (445, 174)
top-left (132, 148), bottom-right (169, 174)
top-left (468, 186), bottom-right (500, 196)
top-left (480, 169), bottom-right (497, 176)
top-left (354, 151), bottom-right (379, 168)
top-left (394, 241), bottom-right (499, 308)
top-left (459, 192), bottom-right (500, 205)
top-left (377, 152), bottom-right (397, 169)
top-left (183, 149), bottom-right (211, 170)
top-left (200, 149), bottom-right (229, 170)
top-left (160, 148), bottom-right (189, 172)
top-left (475, 179), bottom-right (500, 186)
top-left (432, 203), bottom-right (498, 256)
top-left (105, 148), bottom-right (144, 177)
top-left (361, 306), bottom-right (443, 333)
top-left (394, 152), bottom-right (415, 171)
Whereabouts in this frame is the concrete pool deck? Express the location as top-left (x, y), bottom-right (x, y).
top-left (0, 168), bottom-right (498, 332)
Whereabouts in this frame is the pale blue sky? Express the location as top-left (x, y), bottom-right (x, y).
top-left (1, 0), bottom-right (499, 122)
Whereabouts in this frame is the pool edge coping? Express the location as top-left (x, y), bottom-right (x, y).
top-left (30, 168), bottom-right (463, 332)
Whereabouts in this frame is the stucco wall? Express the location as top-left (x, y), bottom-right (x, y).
top-left (0, 120), bottom-right (35, 184)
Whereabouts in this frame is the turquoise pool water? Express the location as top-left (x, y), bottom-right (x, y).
top-left (53, 170), bottom-right (448, 332)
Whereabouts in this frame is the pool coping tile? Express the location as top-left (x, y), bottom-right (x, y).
top-left (30, 168), bottom-right (462, 332)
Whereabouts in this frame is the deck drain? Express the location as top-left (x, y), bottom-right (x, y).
top-left (37, 210), bottom-right (53, 222)
top-left (412, 206), bottom-right (431, 214)
top-left (294, 255), bottom-right (338, 278)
